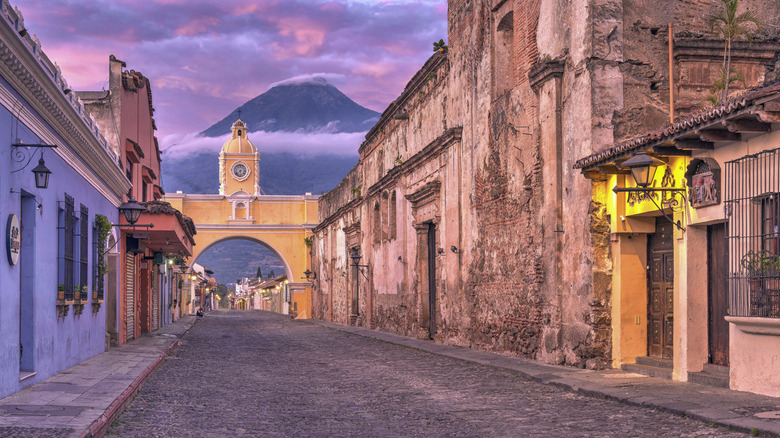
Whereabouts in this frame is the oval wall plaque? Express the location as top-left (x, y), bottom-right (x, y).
top-left (7, 214), bottom-right (20, 266)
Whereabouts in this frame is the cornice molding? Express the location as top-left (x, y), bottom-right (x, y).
top-left (0, 2), bottom-right (129, 200)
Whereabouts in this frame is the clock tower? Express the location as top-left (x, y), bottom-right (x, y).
top-left (219, 119), bottom-right (261, 196)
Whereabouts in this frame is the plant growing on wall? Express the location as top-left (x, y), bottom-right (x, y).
top-left (351, 185), bottom-right (362, 197)
top-left (303, 237), bottom-right (313, 248)
top-left (433, 39), bottom-right (447, 53)
top-left (95, 214), bottom-right (112, 278)
top-left (708, 0), bottom-right (761, 102)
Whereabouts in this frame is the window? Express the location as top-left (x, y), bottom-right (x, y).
top-left (59, 194), bottom-right (75, 301)
top-left (389, 191), bottom-right (397, 240)
top-left (725, 148), bottom-right (780, 318)
top-left (381, 192), bottom-right (389, 241)
top-left (760, 195), bottom-right (779, 255)
top-left (142, 181), bottom-right (148, 202)
top-left (80, 205), bottom-right (88, 300)
top-left (373, 201), bottom-right (381, 244)
top-left (126, 159), bottom-right (133, 182)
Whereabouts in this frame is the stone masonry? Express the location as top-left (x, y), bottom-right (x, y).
top-left (312, 0), bottom-right (780, 370)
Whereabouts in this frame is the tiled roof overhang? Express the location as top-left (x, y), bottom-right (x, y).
top-left (574, 79), bottom-right (780, 177)
top-left (122, 201), bottom-right (197, 256)
top-left (125, 138), bottom-right (144, 163)
top-left (142, 165), bottom-right (157, 183)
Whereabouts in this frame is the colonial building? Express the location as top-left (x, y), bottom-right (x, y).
top-left (164, 120), bottom-right (317, 318)
top-left (311, 0), bottom-right (780, 390)
top-left (576, 80), bottom-right (780, 396)
top-left (80, 56), bottom-right (195, 345)
top-left (0, 1), bottom-right (129, 398)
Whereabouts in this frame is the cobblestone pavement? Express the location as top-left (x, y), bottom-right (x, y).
top-left (108, 311), bottom-right (747, 437)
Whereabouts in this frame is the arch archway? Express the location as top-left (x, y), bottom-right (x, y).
top-left (190, 235), bottom-right (292, 281)
top-left (164, 191), bottom-right (317, 318)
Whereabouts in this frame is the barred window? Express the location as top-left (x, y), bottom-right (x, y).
top-left (80, 205), bottom-right (89, 300)
top-left (373, 201), bottom-right (381, 244)
top-left (59, 194), bottom-right (75, 301)
top-left (725, 148), bottom-right (780, 318)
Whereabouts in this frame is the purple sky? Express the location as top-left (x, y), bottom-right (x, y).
top-left (19, 0), bottom-right (447, 153)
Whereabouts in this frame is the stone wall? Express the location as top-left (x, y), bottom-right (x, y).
top-left (312, 0), bottom-right (780, 371)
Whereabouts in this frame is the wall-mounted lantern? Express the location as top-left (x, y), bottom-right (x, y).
top-left (31, 156), bottom-right (52, 189)
top-left (12, 143), bottom-right (57, 189)
top-left (119, 197), bottom-right (145, 225)
top-left (613, 151), bottom-right (687, 231)
top-left (621, 151), bottom-right (665, 188)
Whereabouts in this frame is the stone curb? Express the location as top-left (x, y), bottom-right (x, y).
top-left (306, 319), bottom-right (780, 438)
top-left (79, 319), bottom-right (195, 438)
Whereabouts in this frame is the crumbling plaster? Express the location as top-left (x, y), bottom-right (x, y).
top-left (312, 0), bottom-right (780, 371)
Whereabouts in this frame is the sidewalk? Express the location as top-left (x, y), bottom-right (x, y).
top-left (310, 320), bottom-right (780, 437)
top-left (0, 315), bottom-right (197, 438)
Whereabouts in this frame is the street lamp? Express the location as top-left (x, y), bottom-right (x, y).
top-left (621, 151), bottom-right (666, 188)
top-left (350, 249), bottom-right (369, 324)
top-left (11, 142), bottom-right (57, 189)
top-left (31, 155), bottom-right (51, 189)
top-left (613, 151), bottom-right (687, 231)
top-left (118, 197), bottom-right (146, 225)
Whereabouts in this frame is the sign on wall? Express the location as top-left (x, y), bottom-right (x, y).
top-left (7, 214), bottom-right (20, 265)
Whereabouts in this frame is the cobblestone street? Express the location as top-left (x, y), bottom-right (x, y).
top-left (107, 311), bottom-right (746, 437)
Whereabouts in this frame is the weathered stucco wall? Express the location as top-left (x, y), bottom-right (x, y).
top-left (312, 0), bottom-right (780, 371)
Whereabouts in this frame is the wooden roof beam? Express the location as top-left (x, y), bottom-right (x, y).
top-left (754, 110), bottom-right (780, 124)
top-left (726, 119), bottom-right (771, 134)
top-left (673, 138), bottom-right (714, 150)
top-left (697, 129), bottom-right (740, 143)
top-left (597, 164), bottom-right (630, 175)
top-left (652, 146), bottom-right (692, 156)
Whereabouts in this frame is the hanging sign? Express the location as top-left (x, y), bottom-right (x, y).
top-left (7, 214), bottom-right (20, 266)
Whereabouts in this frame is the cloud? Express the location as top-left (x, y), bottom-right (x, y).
top-left (161, 130), bottom-right (364, 159)
top-left (19, 0), bottom-right (447, 144)
top-left (267, 73), bottom-right (344, 89)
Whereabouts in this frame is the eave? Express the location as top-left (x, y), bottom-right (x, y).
top-left (575, 80), bottom-right (780, 177)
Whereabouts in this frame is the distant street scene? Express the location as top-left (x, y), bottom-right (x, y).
top-left (108, 311), bottom-right (742, 437)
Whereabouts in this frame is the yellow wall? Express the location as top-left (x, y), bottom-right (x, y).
top-left (164, 192), bottom-right (318, 318)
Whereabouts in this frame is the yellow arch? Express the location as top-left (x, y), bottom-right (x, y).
top-left (191, 235), bottom-right (293, 280)
top-left (164, 192), bottom-right (318, 318)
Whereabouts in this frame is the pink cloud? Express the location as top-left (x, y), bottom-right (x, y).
top-left (174, 16), bottom-right (221, 37)
top-left (18, 0), bottom-right (447, 141)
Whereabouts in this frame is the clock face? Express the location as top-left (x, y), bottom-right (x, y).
top-left (231, 162), bottom-right (249, 180)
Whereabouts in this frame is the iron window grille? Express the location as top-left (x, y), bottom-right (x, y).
top-left (59, 194), bottom-right (75, 301)
top-left (725, 147), bottom-right (780, 318)
top-left (80, 204), bottom-right (89, 300)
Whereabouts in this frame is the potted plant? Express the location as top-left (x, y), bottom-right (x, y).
top-left (74, 284), bottom-right (81, 301)
top-left (81, 285), bottom-right (88, 302)
top-left (741, 250), bottom-right (766, 289)
top-left (763, 254), bottom-right (780, 291)
top-left (57, 283), bottom-right (65, 300)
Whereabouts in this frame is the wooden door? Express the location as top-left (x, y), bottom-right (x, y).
top-left (648, 218), bottom-right (674, 359)
top-left (427, 223), bottom-right (437, 339)
top-left (707, 223), bottom-right (729, 366)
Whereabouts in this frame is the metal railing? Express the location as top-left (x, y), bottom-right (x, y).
top-left (725, 147), bottom-right (780, 318)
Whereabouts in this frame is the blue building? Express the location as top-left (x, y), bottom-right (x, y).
top-left (0, 2), bottom-right (130, 398)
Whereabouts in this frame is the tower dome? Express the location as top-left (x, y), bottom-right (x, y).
top-left (221, 119), bottom-right (257, 154)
